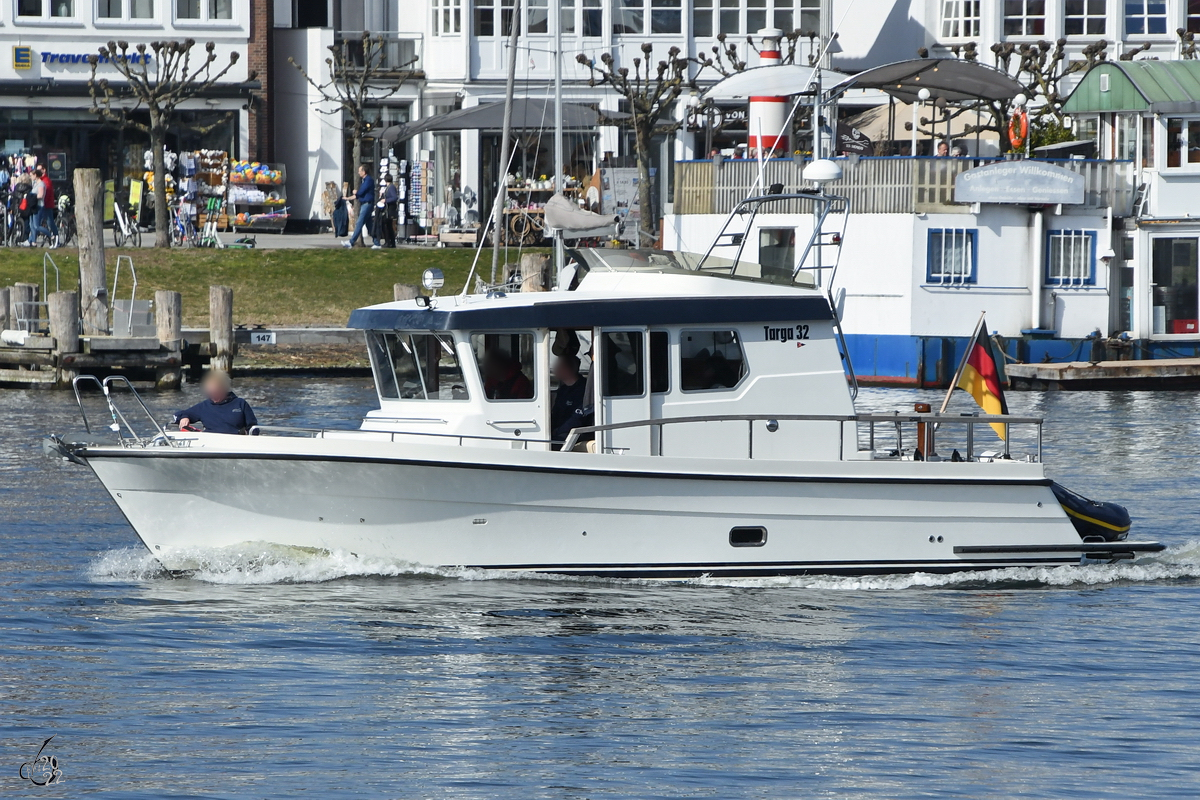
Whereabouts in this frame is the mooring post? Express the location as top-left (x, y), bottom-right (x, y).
top-left (74, 168), bottom-right (108, 335)
top-left (520, 253), bottom-right (550, 293)
top-left (48, 290), bottom-right (81, 387)
top-left (0, 287), bottom-right (10, 331)
top-left (155, 289), bottom-right (183, 390)
top-left (210, 285), bottom-right (234, 373)
top-left (394, 283), bottom-right (419, 301)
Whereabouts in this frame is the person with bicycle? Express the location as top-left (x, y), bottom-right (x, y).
top-left (21, 166), bottom-right (58, 248)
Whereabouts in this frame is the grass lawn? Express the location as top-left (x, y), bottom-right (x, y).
top-left (0, 246), bottom-right (543, 327)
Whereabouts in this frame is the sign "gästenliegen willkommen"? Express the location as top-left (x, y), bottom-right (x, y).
top-left (954, 161), bottom-right (1085, 205)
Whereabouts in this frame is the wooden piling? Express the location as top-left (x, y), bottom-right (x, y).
top-left (74, 168), bottom-right (108, 335)
top-left (155, 290), bottom-right (183, 390)
top-left (394, 283), bottom-right (419, 301)
top-left (520, 253), bottom-right (550, 292)
top-left (0, 287), bottom-right (9, 331)
top-left (209, 285), bottom-right (234, 373)
top-left (48, 291), bottom-right (80, 387)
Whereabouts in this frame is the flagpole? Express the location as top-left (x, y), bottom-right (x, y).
top-left (938, 310), bottom-right (986, 415)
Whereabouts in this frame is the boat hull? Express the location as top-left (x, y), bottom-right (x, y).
top-left (74, 435), bottom-right (1121, 578)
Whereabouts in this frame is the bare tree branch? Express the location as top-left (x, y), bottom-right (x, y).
top-left (88, 39), bottom-right (244, 247)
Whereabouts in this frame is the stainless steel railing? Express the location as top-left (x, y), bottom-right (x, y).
top-left (562, 412), bottom-right (1043, 462)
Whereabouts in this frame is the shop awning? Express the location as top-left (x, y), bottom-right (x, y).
top-left (829, 58), bottom-right (1024, 104)
top-left (380, 99), bottom-right (608, 144)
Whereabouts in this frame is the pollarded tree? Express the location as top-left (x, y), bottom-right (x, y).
top-left (89, 39), bottom-right (244, 248)
top-left (577, 44), bottom-right (695, 246)
top-left (289, 31), bottom-right (418, 191)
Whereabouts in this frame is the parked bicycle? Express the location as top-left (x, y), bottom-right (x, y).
top-left (56, 194), bottom-right (76, 247)
top-left (169, 198), bottom-right (199, 248)
top-left (111, 190), bottom-right (141, 248)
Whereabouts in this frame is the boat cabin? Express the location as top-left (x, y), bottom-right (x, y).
top-left (347, 250), bottom-right (858, 461)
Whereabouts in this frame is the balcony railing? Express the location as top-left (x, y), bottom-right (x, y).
top-left (673, 156), bottom-right (1137, 216)
top-left (335, 31), bottom-right (423, 77)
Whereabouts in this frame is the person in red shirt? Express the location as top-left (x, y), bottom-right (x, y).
top-left (23, 166), bottom-right (58, 248)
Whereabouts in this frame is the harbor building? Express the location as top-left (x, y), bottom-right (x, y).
top-left (0, 0), bottom-right (271, 185)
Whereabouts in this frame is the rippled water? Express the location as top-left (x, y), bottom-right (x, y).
top-left (3, 379), bottom-right (1200, 797)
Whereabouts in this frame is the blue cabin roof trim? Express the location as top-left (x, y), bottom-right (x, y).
top-left (348, 295), bottom-right (834, 331)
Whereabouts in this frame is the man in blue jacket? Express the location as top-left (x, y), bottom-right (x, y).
top-left (343, 165), bottom-right (375, 248)
top-left (174, 371), bottom-right (258, 434)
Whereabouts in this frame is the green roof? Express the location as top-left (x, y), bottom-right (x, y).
top-left (1062, 60), bottom-right (1200, 114)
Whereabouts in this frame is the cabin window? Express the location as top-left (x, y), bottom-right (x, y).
top-left (1046, 231), bottom-right (1096, 286)
top-left (927, 228), bottom-right (977, 284)
top-left (602, 331), bottom-right (644, 397)
top-left (368, 332), bottom-right (469, 401)
top-left (471, 332), bottom-right (536, 401)
top-left (680, 330), bottom-right (746, 392)
top-left (1065, 0), bottom-right (1106, 34)
top-left (1164, 117), bottom-right (1200, 169)
top-left (759, 228), bottom-right (796, 280)
top-left (650, 331), bottom-right (670, 394)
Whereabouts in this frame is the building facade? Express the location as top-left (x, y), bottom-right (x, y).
top-left (0, 0), bottom-right (270, 188)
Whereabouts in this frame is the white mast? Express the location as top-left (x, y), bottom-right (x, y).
top-left (553, 0), bottom-right (565, 279)
top-left (491, 0), bottom-right (521, 285)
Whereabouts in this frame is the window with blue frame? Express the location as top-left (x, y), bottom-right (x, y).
top-left (927, 228), bottom-right (977, 284)
top-left (1125, 0), bottom-right (1167, 35)
top-left (1046, 230), bottom-right (1097, 285)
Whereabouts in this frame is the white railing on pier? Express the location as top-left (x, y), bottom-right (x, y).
top-left (674, 157), bottom-right (1137, 216)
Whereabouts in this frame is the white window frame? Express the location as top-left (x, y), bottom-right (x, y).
top-left (16, 0), bottom-right (78, 20)
top-left (704, 0), bottom-right (814, 36)
top-left (939, 0), bottom-right (980, 39)
top-left (927, 228), bottom-right (977, 285)
top-left (96, 0), bottom-right (158, 24)
top-left (173, 0), bottom-right (234, 24)
top-left (433, 0), bottom-right (462, 35)
top-left (612, 0), bottom-right (682, 36)
top-left (1046, 230), bottom-right (1096, 287)
top-left (561, 0), bottom-right (604, 36)
top-left (1003, 0), bottom-right (1046, 37)
top-left (1162, 116), bottom-right (1200, 171)
top-left (1065, 0), bottom-right (1106, 35)
top-left (1124, 0), bottom-right (1167, 36)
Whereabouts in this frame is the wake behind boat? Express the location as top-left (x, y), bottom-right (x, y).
top-left (47, 185), bottom-right (1163, 578)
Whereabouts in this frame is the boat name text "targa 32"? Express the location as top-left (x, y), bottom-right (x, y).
top-left (764, 324), bottom-right (810, 345)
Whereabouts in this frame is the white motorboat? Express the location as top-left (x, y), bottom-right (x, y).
top-left (48, 187), bottom-right (1163, 577)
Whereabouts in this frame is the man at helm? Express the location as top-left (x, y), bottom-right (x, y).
top-left (173, 371), bottom-right (258, 434)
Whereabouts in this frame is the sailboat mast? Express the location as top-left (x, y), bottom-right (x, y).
top-left (491, 0), bottom-right (522, 284)
top-left (553, 2), bottom-right (565, 279)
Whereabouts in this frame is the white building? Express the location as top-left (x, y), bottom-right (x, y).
top-left (0, 0), bottom-right (269, 186)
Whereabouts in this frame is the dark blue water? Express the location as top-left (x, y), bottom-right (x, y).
top-left (3, 379), bottom-right (1199, 798)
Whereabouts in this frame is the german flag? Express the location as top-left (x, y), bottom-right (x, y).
top-left (957, 323), bottom-right (1009, 439)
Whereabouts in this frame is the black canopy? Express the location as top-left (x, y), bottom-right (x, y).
top-left (380, 99), bottom-right (607, 144)
top-left (830, 58), bottom-right (1024, 104)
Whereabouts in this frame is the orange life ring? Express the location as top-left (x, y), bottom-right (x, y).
top-left (1008, 110), bottom-right (1029, 149)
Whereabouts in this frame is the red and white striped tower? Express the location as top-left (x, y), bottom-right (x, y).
top-left (747, 27), bottom-right (788, 156)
